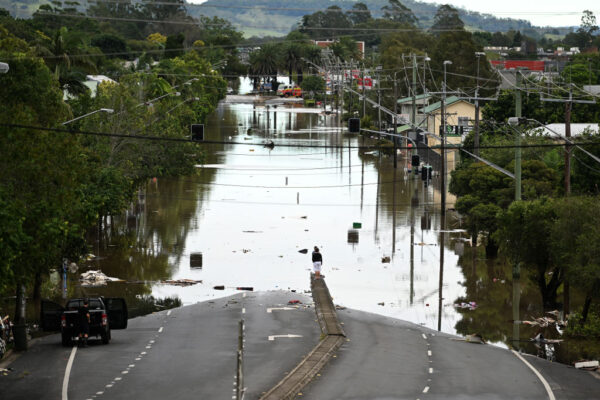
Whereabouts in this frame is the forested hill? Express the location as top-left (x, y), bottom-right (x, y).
top-left (190, 0), bottom-right (541, 37)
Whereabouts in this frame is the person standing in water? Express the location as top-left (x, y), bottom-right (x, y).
top-left (312, 246), bottom-right (323, 279)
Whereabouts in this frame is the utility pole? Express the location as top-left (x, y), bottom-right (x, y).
top-left (515, 70), bottom-right (522, 202)
top-left (361, 66), bottom-right (366, 117)
top-left (377, 66), bottom-right (382, 131)
top-left (393, 72), bottom-right (398, 168)
top-left (441, 61), bottom-right (452, 217)
top-left (411, 53), bottom-right (417, 128)
top-left (474, 52), bottom-right (485, 156)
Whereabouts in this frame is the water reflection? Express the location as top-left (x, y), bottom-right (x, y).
top-left (54, 100), bottom-right (600, 365)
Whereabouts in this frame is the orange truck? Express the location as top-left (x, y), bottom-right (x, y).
top-left (277, 84), bottom-right (302, 97)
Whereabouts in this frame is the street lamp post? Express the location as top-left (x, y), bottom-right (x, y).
top-left (62, 108), bottom-right (114, 125)
top-left (441, 60), bottom-right (452, 217)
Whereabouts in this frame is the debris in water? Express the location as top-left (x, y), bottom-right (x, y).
top-left (288, 300), bottom-right (302, 304)
top-left (298, 249), bottom-right (308, 254)
top-left (161, 279), bottom-right (202, 287)
top-left (80, 270), bottom-right (123, 286)
top-left (190, 252), bottom-right (202, 269)
top-left (574, 360), bottom-right (599, 370)
top-left (381, 256), bottom-right (390, 263)
top-left (454, 301), bottom-right (477, 310)
top-left (377, 302), bottom-right (385, 306)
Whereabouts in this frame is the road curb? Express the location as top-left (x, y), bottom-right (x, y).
top-left (259, 276), bottom-right (346, 400)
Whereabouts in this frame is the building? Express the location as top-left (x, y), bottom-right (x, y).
top-left (396, 93), bottom-right (431, 126)
top-left (421, 96), bottom-right (481, 170)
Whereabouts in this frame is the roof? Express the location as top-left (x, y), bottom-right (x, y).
top-left (395, 125), bottom-right (412, 134)
top-left (420, 96), bottom-right (462, 114)
top-left (397, 93), bottom-right (431, 105)
top-left (539, 123), bottom-right (599, 137)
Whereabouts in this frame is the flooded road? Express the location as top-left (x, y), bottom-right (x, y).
top-left (72, 99), bottom-right (599, 365)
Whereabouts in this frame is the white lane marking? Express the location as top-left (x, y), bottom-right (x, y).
top-left (122, 370), bottom-right (129, 374)
top-left (243, 292), bottom-right (246, 298)
top-left (135, 358), bottom-right (141, 361)
top-left (96, 392), bottom-right (104, 395)
top-left (149, 340), bottom-right (155, 344)
top-left (62, 346), bottom-right (78, 400)
top-left (146, 346), bottom-right (151, 349)
top-left (511, 350), bottom-right (556, 400)
top-left (158, 327), bottom-right (163, 333)
top-left (423, 386), bottom-right (430, 393)
top-left (242, 308), bottom-right (246, 314)
top-left (429, 368), bottom-right (433, 374)
top-left (167, 310), bottom-right (172, 316)
top-left (422, 333), bottom-right (427, 339)
top-left (268, 334), bottom-right (303, 341)
top-left (106, 384), bottom-right (113, 388)
top-left (267, 307), bottom-right (296, 313)
top-left (115, 377), bottom-right (122, 381)
top-left (128, 364), bottom-right (135, 368)
top-left (141, 352), bottom-right (147, 355)
top-left (427, 350), bottom-right (432, 356)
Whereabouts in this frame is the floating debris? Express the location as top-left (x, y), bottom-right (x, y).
top-left (161, 279), bottom-right (202, 287)
top-left (190, 253), bottom-right (203, 269)
top-left (454, 301), bottom-right (478, 311)
top-left (80, 270), bottom-right (123, 287)
top-left (381, 256), bottom-right (390, 263)
top-left (298, 249), bottom-right (308, 254)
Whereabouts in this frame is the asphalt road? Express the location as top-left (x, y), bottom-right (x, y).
top-left (2, 291), bottom-right (600, 400)
top-left (0, 291), bottom-right (319, 400)
top-left (298, 308), bottom-right (600, 400)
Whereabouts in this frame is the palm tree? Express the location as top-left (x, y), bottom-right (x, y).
top-left (249, 44), bottom-right (279, 90)
top-left (35, 27), bottom-right (99, 96)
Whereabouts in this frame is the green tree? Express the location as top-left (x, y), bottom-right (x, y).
top-left (430, 4), bottom-right (464, 34)
top-left (495, 198), bottom-right (562, 309)
top-left (381, 0), bottom-right (417, 26)
top-left (346, 2), bottom-right (371, 25)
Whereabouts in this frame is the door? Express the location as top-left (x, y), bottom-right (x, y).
top-left (104, 298), bottom-right (128, 329)
top-left (40, 300), bottom-right (64, 331)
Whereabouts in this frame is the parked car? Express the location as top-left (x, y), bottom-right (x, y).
top-left (277, 84), bottom-right (302, 97)
top-left (41, 297), bottom-right (128, 346)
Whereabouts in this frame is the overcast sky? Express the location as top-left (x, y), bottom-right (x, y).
top-left (418, 1), bottom-right (597, 27)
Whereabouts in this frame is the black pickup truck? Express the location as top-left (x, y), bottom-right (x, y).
top-left (41, 297), bottom-right (128, 346)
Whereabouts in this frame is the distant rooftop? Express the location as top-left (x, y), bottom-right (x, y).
top-left (421, 96), bottom-right (461, 114)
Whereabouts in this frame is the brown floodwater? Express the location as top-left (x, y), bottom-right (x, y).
top-left (51, 100), bottom-right (598, 366)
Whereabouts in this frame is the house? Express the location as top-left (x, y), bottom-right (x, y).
top-left (63, 75), bottom-right (116, 100)
top-left (421, 96), bottom-right (481, 170)
top-left (396, 93), bottom-right (430, 127)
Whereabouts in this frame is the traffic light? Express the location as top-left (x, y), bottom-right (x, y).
top-left (348, 118), bottom-right (360, 133)
top-left (191, 124), bottom-right (204, 141)
top-left (411, 154), bottom-right (420, 167)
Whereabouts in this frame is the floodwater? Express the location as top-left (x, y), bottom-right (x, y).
top-left (72, 99), bottom-right (599, 365)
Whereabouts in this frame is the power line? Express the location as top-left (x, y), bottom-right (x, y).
top-left (3, 123), bottom-right (600, 151)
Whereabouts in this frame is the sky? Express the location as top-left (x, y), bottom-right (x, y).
top-left (418, 0), bottom-right (598, 27)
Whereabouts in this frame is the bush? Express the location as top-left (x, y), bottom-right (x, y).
top-left (565, 312), bottom-right (600, 338)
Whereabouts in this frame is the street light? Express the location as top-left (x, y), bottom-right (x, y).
top-left (62, 108), bottom-right (114, 125)
top-left (0, 62), bottom-right (9, 74)
top-left (474, 52), bottom-right (486, 156)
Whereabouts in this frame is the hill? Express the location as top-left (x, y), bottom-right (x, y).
top-left (190, 0), bottom-right (571, 38)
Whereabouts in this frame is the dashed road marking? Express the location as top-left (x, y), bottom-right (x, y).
top-left (121, 371), bottom-right (129, 374)
top-left (429, 368), bottom-right (433, 374)
top-left (422, 333), bottom-right (427, 339)
top-left (423, 386), bottom-right (430, 393)
top-left (427, 350), bottom-right (432, 356)
top-left (141, 351), bottom-right (147, 355)
top-left (114, 377), bottom-right (122, 381)
top-left (267, 307), bottom-right (296, 313)
top-left (96, 392), bottom-right (104, 395)
top-left (242, 308), bottom-right (246, 314)
top-left (105, 384), bottom-right (113, 388)
top-left (128, 364), bottom-right (135, 368)
top-left (62, 346), bottom-right (78, 400)
top-left (167, 310), bottom-right (172, 316)
top-left (268, 334), bottom-right (303, 341)
top-left (158, 327), bottom-right (163, 333)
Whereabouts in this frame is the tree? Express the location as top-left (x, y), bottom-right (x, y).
top-left (495, 198), bottom-right (563, 309)
top-left (430, 4), bottom-right (464, 34)
top-left (249, 44), bottom-right (279, 89)
top-left (91, 34), bottom-right (128, 57)
top-left (381, 0), bottom-right (417, 26)
top-left (300, 6), bottom-right (351, 39)
top-left (347, 2), bottom-right (371, 25)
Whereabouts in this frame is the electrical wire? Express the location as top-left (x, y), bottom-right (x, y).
top-left (3, 123), bottom-right (600, 151)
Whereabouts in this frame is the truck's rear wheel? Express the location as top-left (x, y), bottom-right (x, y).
top-left (101, 328), bottom-right (111, 344)
top-left (61, 332), bottom-right (71, 347)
